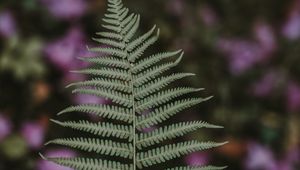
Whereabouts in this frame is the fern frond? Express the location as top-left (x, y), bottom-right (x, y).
top-left (43, 156), bottom-right (132, 170)
top-left (96, 31), bottom-right (123, 40)
top-left (108, 0), bottom-right (122, 7)
top-left (119, 8), bottom-right (130, 21)
top-left (71, 67), bottom-right (130, 81)
top-left (132, 50), bottom-right (183, 73)
top-left (57, 104), bottom-right (132, 123)
top-left (67, 78), bottom-right (131, 93)
top-left (128, 29), bottom-right (160, 62)
top-left (137, 121), bottom-right (223, 148)
top-left (72, 88), bottom-right (132, 107)
top-left (102, 24), bottom-right (122, 33)
top-left (137, 98), bottom-right (212, 129)
top-left (104, 12), bottom-right (119, 19)
top-left (107, 4), bottom-right (123, 14)
top-left (87, 46), bottom-right (126, 58)
top-left (46, 138), bottom-right (132, 159)
top-left (137, 141), bottom-right (227, 168)
top-left (121, 13), bottom-right (134, 28)
top-left (167, 166), bottom-right (228, 170)
top-left (78, 57), bottom-right (129, 69)
top-left (50, 119), bottom-right (132, 141)
top-left (134, 73), bottom-right (196, 99)
top-left (44, 0), bottom-right (226, 169)
top-left (123, 15), bottom-right (140, 42)
top-left (102, 18), bottom-right (120, 26)
top-left (92, 38), bottom-right (125, 49)
top-left (127, 25), bottom-right (157, 51)
top-left (136, 87), bottom-right (204, 112)
top-left (134, 54), bottom-right (183, 86)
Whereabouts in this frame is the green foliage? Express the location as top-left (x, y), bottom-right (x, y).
top-left (42, 0), bottom-right (226, 169)
top-left (0, 37), bottom-right (45, 79)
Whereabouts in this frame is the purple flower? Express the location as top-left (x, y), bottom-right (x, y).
top-left (254, 21), bottom-right (277, 52)
top-left (217, 21), bottom-right (276, 75)
top-left (285, 81), bottom-right (300, 112)
top-left (184, 152), bottom-right (209, 166)
top-left (20, 121), bottom-right (45, 149)
top-left (40, 0), bottom-right (87, 20)
top-left (166, 0), bottom-right (185, 16)
top-left (45, 27), bottom-right (88, 71)
top-left (276, 148), bottom-right (300, 170)
top-left (217, 38), bottom-right (264, 75)
top-left (198, 5), bottom-right (218, 27)
top-left (44, 27), bottom-right (95, 83)
top-left (285, 148), bottom-right (300, 163)
top-left (250, 70), bottom-right (280, 97)
top-left (0, 10), bottom-right (17, 38)
top-left (244, 142), bottom-right (277, 170)
top-left (0, 114), bottom-right (12, 141)
top-left (282, 1), bottom-right (300, 40)
top-left (37, 149), bottom-right (76, 170)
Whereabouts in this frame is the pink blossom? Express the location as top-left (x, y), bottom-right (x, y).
top-left (37, 149), bottom-right (76, 170)
top-left (40, 0), bottom-right (87, 20)
top-left (198, 5), bottom-right (218, 27)
top-left (185, 152), bottom-right (209, 166)
top-left (244, 142), bottom-right (277, 170)
top-left (254, 21), bottom-right (277, 52)
top-left (285, 147), bottom-right (299, 163)
top-left (285, 81), bottom-right (300, 112)
top-left (217, 21), bottom-right (276, 75)
top-left (166, 0), bottom-right (185, 16)
top-left (21, 121), bottom-right (45, 149)
top-left (245, 142), bottom-right (300, 170)
top-left (250, 71), bottom-right (280, 97)
top-left (0, 114), bottom-right (12, 141)
top-left (282, 1), bottom-right (300, 40)
top-left (44, 27), bottom-right (96, 83)
top-left (217, 38), bottom-right (265, 75)
top-left (0, 10), bottom-right (16, 38)
top-left (45, 27), bottom-right (88, 71)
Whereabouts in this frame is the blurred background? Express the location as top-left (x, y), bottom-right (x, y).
top-left (0, 0), bottom-right (299, 169)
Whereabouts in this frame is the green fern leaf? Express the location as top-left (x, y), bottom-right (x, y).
top-left (57, 104), bottom-right (132, 122)
top-left (72, 88), bottom-right (132, 107)
top-left (92, 38), bottom-right (125, 49)
top-left (46, 138), bottom-right (132, 159)
top-left (132, 50), bottom-right (183, 73)
top-left (71, 67), bottom-right (130, 80)
top-left (87, 47), bottom-right (126, 58)
top-left (78, 57), bottom-right (128, 69)
top-left (128, 29), bottom-right (160, 62)
top-left (136, 87), bottom-right (204, 112)
top-left (134, 54), bottom-right (183, 86)
top-left (67, 78), bottom-right (131, 93)
top-left (96, 31), bottom-right (123, 40)
top-left (50, 119), bottom-right (132, 141)
top-left (137, 121), bottom-right (223, 148)
top-left (127, 25), bottom-right (157, 51)
top-left (137, 141), bottom-right (227, 168)
top-left (134, 73), bottom-right (196, 99)
top-left (41, 155), bottom-right (132, 170)
top-left (42, 0), bottom-right (226, 169)
top-left (136, 98), bottom-right (212, 129)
